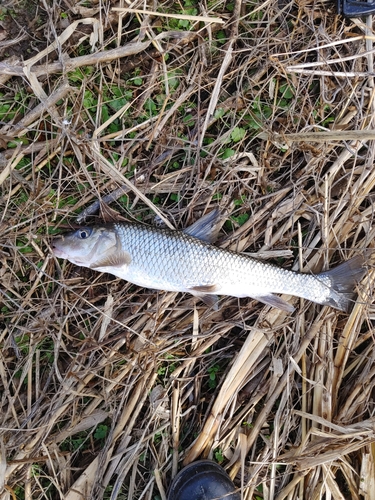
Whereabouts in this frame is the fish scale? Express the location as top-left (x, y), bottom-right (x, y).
top-left (52, 211), bottom-right (367, 313)
top-left (114, 223), bottom-right (330, 299)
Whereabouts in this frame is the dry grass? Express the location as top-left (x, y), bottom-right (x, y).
top-left (1, 0), bottom-right (375, 499)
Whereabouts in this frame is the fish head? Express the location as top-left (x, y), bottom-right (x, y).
top-left (52, 226), bottom-right (118, 267)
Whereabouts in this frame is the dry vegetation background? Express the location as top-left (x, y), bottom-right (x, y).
top-left (1, 0), bottom-right (375, 498)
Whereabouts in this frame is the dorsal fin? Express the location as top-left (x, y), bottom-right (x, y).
top-left (183, 209), bottom-right (224, 243)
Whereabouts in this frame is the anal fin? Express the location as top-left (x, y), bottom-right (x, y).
top-left (253, 294), bottom-right (295, 312)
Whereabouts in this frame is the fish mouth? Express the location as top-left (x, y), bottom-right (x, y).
top-left (51, 240), bottom-right (77, 261)
top-left (51, 243), bottom-right (70, 260)
top-left (52, 244), bottom-right (87, 266)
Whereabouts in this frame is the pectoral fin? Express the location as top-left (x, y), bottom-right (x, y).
top-left (189, 284), bottom-right (220, 293)
top-left (90, 250), bottom-right (132, 269)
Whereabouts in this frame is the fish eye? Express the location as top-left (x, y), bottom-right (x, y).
top-left (77, 228), bottom-right (92, 239)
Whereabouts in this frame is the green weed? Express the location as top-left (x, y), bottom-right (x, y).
top-left (214, 448), bottom-right (224, 463)
top-left (94, 424), bottom-right (109, 441)
top-left (207, 364), bottom-right (220, 389)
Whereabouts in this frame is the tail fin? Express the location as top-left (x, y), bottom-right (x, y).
top-left (318, 254), bottom-right (368, 312)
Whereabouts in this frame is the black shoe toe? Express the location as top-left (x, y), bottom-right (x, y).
top-left (167, 460), bottom-right (241, 500)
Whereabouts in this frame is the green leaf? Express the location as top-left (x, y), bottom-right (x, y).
top-left (185, 7), bottom-right (198, 15)
top-left (167, 70), bottom-right (180, 90)
top-left (279, 83), bottom-right (294, 99)
top-left (221, 148), bottom-right (235, 159)
top-left (230, 127), bottom-right (246, 143)
top-left (216, 30), bottom-right (226, 44)
top-left (233, 213), bottom-right (249, 226)
top-left (101, 105), bottom-right (110, 122)
top-left (20, 247), bottom-right (34, 254)
top-left (233, 195), bottom-right (246, 206)
top-left (110, 98), bottom-right (128, 112)
top-left (169, 193), bottom-right (180, 202)
top-left (0, 103), bottom-right (11, 120)
top-left (144, 98), bottom-right (157, 115)
top-left (214, 108), bottom-right (225, 119)
top-left (83, 90), bottom-right (97, 109)
top-left (214, 449), bottom-right (224, 463)
top-left (94, 424), bottom-right (108, 440)
top-left (183, 114), bottom-right (195, 126)
top-left (178, 19), bottom-right (190, 28)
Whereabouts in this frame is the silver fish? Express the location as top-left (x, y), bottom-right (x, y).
top-left (52, 210), bottom-right (366, 312)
